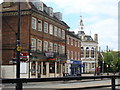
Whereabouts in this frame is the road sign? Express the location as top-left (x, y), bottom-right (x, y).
top-left (17, 46), bottom-right (22, 51)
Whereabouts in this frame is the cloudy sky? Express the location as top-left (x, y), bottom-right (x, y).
top-left (0, 0), bottom-right (119, 51)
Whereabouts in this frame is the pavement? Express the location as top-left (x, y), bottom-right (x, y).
top-left (1, 79), bottom-right (116, 90)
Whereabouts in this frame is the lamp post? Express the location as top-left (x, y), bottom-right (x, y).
top-left (16, 1), bottom-right (22, 90)
top-left (106, 45), bottom-right (109, 75)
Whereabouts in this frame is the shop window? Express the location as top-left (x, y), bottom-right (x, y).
top-left (31, 61), bottom-right (36, 75)
top-left (92, 63), bottom-right (95, 68)
top-left (37, 62), bottom-right (41, 74)
top-left (43, 62), bottom-right (46, 75)
top-left (57, 62), bottom-right (60, 73)
top-left (49, 62), bottom-right (55, 73)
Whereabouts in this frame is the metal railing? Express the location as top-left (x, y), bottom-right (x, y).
top-left (2, 75), bottom-right (120, 90)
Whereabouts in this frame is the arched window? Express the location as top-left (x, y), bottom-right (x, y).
top-left (86, 47), bottom-right (89, 58)
top-left (91, 47), bottom-right (94, 58)
top-left (81, 47), bottom-right (84, 58)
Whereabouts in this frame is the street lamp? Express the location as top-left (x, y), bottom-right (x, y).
top-left (107, 64), bottom-right (109, 75)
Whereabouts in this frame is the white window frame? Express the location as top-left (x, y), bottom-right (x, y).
top-left (67, 50), bottom-right (70, 59)
top-left (32, 17), bottom-right (36, 30)
top-left (38, 20), bottom-right (42, 32)
top-left (78, 41), bottom-right (80, 47)
top-left (61, 46), bottom-right (65, 54)
top-left (71, 39), bottom-right (73, 45)
top-left (75, 40), bottom-right (77, 47)
top-left (54, 44), bottom-right (58, 53)
top-left (31, 38), bottom-right (36, 51)
top-left (54, 26), bottom-right (57, 36)
top-left (62, 30), bottom-right (65, 39)
top-left (67, 37), bottom-right (69, 44)
top-left (44, 22), bottom-right (48, 33)
top-left (75, 52), bottom-right (77, 60)
top-left (78, 52), bottom-right (80, 60)
top-left (49, 42), bottom-right (53, 52)
top-left (37, 39), bottom-right (42, 52)
top-left (58, 28), bottom-right (61, 37)
top-left (71, 51), bottom-right (73, 59)
top-left (49, 24), bottom-right (53, 35)
top-left (44, 41), bottom-right (48, 51)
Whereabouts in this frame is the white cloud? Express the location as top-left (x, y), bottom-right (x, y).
top-left (42, 0), bottom-right (119, 16)
top-left (40, 0), bottom-right (119, 50)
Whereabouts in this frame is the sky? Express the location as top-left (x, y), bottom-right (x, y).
top-left (0, 0), bottom-right (119, 51)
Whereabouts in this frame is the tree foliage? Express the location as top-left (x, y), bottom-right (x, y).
top-left (102, 51), bottom-right (120, 73)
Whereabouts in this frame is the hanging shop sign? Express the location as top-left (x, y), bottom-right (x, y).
top-left (44, 51), bottom-right (54, 58)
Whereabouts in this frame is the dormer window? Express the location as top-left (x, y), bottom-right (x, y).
top-left (32, 1), bottom-right (43, 11)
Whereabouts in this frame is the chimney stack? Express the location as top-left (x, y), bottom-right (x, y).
top-left (94, 34), bottom-right (98, 42)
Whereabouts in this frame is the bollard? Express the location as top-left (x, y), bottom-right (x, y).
top-left (16, 82), bottom-right (23, 90)
top-left (111, 78), bottom-right (115, 90)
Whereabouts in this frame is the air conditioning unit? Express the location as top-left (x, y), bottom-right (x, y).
top-left (31, 0), bottom-right (43, 11)
top-left (54, 12), bottom-right (62, 21)
top-left (45, 7), bottom-right (53, 17)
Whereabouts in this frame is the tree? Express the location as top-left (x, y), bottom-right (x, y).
top-left (102, 51), bottom-right (120, 73)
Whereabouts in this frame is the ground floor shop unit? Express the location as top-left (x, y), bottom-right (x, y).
top-left (66, 60), bottom-right (82, 76)
top-left (30, 61), bottom-right (65, 78)
top-left (82, 60), bottom-right (97, 73)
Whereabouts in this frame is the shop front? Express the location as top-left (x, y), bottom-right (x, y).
top-left (70, 60), bottom-right (82, 76)
top-left (30, 51), bottom-right (67, 78)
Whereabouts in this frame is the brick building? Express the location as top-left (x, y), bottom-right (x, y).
top-left (66, 31), bottom-right (81, 76)
top-left (2, 1), bottom-right (69, 78)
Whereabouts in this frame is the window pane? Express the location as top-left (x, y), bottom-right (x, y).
top-left (58, 28), bottom-right (61, 37)
top-left (44, 22), bottom-right (48, 33)
top-left (49, 24), bottom-right (53, 35)
top-left (54, 26), bottom-right (57, 36)
top-left (31, 38), bottom-right (36, 51)
top-left (62, 46), bottom-right (65, 54)
top-left (49, 42), bottom-right (53, 52)
top-left (49, 62), bottom-right (55, 73)
top-left (38, 20), bottom-right (42, 31)
top-left (54, 44), bottom-right (57, 53)
top-left (62, 30), bottom-right (65, 39)
top-left (44, 41), bottom-right (48, 51)
top-left (37, 40), bottom-right (42, 52)
top-left (86, 47), bottom-right (89, 58)
top-left (32, 17), bottom-right (36, 30)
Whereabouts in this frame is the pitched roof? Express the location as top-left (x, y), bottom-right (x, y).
top-left (1, 2), bottom-right (70, 28)
top-left (66, 30), bottom-right (81, 40)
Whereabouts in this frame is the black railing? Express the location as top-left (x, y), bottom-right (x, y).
top-left (2, 75), bottom-right (120, 90)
